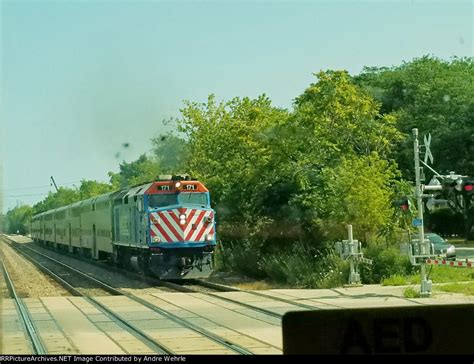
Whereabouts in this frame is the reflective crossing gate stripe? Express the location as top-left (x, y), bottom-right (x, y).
top-left (425, 259), bottom-right (473, 268)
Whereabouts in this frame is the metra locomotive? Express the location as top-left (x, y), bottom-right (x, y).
top-left (30, 176), bottom-right (216, 279)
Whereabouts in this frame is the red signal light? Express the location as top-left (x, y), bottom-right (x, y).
top-left (464, 184), bottom-right (473, 192)
top-left (401, 204), bottom-right (409, 211)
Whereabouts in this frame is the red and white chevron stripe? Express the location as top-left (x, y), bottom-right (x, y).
top-left (425, 259), bottom-right (473, 268)
top-left (149, 208), bottom-right (214, 243)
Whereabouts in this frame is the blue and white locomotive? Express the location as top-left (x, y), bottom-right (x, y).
top-left (31, 176), bottom-right (216, 279)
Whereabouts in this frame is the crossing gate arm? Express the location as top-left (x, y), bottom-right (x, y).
top-left (425, 259), bottom-right (473, 268)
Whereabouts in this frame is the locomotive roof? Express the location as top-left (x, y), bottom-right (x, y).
top-left (32, 179), bottom-right (206, 217)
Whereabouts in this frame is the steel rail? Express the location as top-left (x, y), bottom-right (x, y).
top-left (4, 241), bottom-right (172, 355)
top-left (6, 243), bottom-right (83, 296)
top-left (0, 260), bottom-right (47, 354)
top-left (123, 292), bottom-right (254, 355)
top-left (8, 240), bottom-right (253, 355)
top-left (191, 279), bottom-right (320, 317)
top-left (16, 244), bottom-right (121, 296)
top-left (190, 279), bottom-right (240, 292)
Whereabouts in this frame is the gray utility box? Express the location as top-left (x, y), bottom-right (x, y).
top-left (401, 239), bottom-right (434, 266)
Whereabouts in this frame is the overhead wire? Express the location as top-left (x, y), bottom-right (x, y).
top-left (2, 180), bottom-right (83, 197)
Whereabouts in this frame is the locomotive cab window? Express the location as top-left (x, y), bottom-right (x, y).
top-left (179, 193), bottom-right (208, 207)
top-left (148, 194), bottom-right (178, 208)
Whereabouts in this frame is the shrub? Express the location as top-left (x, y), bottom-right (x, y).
top-left (259, 244), bottom-right (349, 288)
top-left (361, 245), bottom-right (414, 284)
top-left (214, 239), bottom-right (266, 278)
top-left (403, 287), bottom-right (420, 298)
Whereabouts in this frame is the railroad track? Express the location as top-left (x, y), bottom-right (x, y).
top-left (11, 243), bottom-right (118, 297)
top-left (6, 235), bottom-right (318, 318)
top-left (190, 279), bottom-right (320, 317)
top-left (5, 239), bottom-right (254, 355)
top-left (0, 260), bottom-right (46, 354)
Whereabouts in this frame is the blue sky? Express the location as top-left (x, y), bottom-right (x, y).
top-left (1, 0), bottom-right (472, 211)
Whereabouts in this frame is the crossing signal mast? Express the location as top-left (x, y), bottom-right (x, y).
top-left (410, 129), bottom-right (474, 296)
top-left (411, 128), bottom-right (435, 297)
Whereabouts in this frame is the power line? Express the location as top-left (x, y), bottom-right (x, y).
top-left (2, 184), bottom-right (51, 191)
top-left (3, 180), bottom-right (82, 191)
top-left (2, 193), bottom-right (50, 198)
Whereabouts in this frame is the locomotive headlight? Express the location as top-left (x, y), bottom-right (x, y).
top-left (175, 182), bottom-right (181, 188)
top-left (206, 234), bottom-right (214, 241)
top-left (179, 214), bottom-right (186, 220)
top-left (153, 236), bottom-right (161, 243)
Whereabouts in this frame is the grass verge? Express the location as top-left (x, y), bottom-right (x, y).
top-left (436, 282), bottom-right (474, 295)
top-left (383, 265), bottom-right (474, 286)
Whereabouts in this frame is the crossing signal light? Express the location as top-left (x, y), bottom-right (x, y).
top-left (400, 200), bottom-right (409, 212)
top-left (394, 197), bottom-right (410, 212)
top-left (463, 180), bottom-right (474, 195)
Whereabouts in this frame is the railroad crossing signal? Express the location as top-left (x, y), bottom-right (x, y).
top-left (423, 133), bottom-right (433, 165)
top-left (426, 197), bottom-right (448, 211)
top-left (335, 225), bottom-right (372, 285)
top-left (461, 179), bottom-right (474, 196)
top-left (394, 196), bottom-right (411, 212)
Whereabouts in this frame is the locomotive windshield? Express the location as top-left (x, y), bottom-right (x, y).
top-left (179, 193), bottom-right (208, 206)
top-left (148, 194), bottom-right (178, 208)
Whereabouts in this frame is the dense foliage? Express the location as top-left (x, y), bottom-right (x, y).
top-left (4, 55), bottom-right (473, 287)
top-left (355, 56), bottom-right (474, 179)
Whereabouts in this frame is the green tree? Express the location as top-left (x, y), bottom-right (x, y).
top-left (78, 179), bottom-right (114, 199)
top-left (32, 187), bottom-right (80, 214)
top-left (284, 71), bottom-right (402, 244)
top-left (176, 71), bottom-right (402, 278)
top-left (108, 154), bottom-right (160, 189)
top-left (177, 94), bottom-right (292, 274)
top-left (355, 56), bottom-right (474, 178)
top-left (3, 205), bottom-right (33, 234)
top-left (320, 154), bottom-right (398, 241)
top-left (151, 133), bottom-right (188, 174)
top-left (178, 94), bottom-right (290, 219)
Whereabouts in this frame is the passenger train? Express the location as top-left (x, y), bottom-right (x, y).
top-left (31, 176), bottom-right (216, 279)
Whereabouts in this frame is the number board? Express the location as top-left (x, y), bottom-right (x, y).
top-left (158, 185), bottom-right (171, 191)
top-left (282, 304), bottom-right (474, 354)
top-left (184, 184), bottom-right (197, 190)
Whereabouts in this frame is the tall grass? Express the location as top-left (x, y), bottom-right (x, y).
top-left (259, 244), bottom-right (349, 288)
top-left (437, 282), bottom-right (474, 295)
top-left (361, 245), bottom-right (414, 284)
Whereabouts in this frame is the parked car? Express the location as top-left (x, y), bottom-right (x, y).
top-left (425, 233), bottom-right (456, 260)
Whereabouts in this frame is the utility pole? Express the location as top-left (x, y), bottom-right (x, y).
top-left (50, 176), bottom-right (59, 192)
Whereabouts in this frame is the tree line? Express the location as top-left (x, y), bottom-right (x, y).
top-left (3, 55), bottom-right (473, 285)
